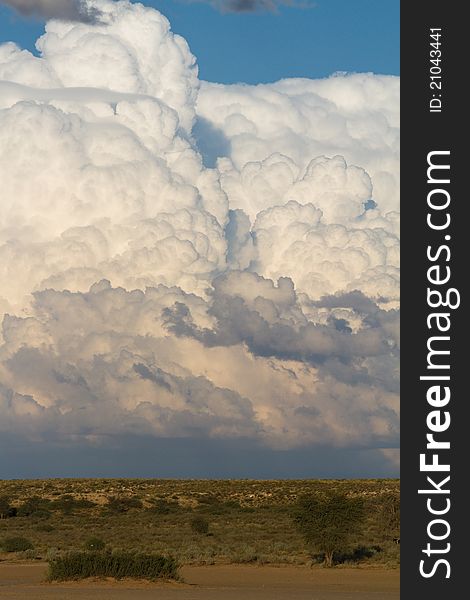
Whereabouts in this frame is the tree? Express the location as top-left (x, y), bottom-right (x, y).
top-left (293, 493), bottom-right (365, 567)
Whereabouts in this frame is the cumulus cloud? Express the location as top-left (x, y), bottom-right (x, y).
top-left (197, 76), bottom-right (400, 215)
top-left (252, 199), bottom-right (399, 302)
top-left (0, 0), bottom-right (399, 473)
top-left (0, 0), bottom-right (101, 22)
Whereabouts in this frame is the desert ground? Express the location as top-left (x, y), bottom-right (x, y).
top-left (0, 562), bottom-right (399, 600)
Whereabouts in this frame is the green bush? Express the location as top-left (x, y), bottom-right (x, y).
top-left (84, 537), bottom-right (106, 551)
top-left (197, 494), bottom-right (219, 506)
top-left (17, 496), bottom-right (51, 518)
top-left (0, 496), bottom-right (16, 519)
top-left (36, 523), bottom-right (54, 532)
top-left (147, 499), bottom-right (179, 515)
top-left (334, 545), bottom-right (380, 564)
top-left (191, 516), bottom-right (209, 535)
top-left (1, 536), bottom-right (34, 552)
top-left (231, 547), bottom-right (259, 564)
top-left (197, 495), bottom-right (240, 515)
top-left (47, 550), bottom-right (179, 581)
top-left (50, 494), bottom-right (95, 514)
top-left (46, 548), bottom-right (60, 561)
top-left (106, 496), bottom-right (143, 513)
top-left (378, 492), bottom-right (400, 541)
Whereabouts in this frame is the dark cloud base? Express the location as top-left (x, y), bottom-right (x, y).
top-left (0, 435), bottom-right (398, 479)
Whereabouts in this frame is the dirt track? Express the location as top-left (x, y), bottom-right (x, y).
top-left (0, 562), bottom-right (399, 599)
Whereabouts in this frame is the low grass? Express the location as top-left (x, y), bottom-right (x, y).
top-left (47, 550), bottom-right (179, 581)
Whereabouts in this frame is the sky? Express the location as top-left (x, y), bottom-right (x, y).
top-left (0, 0), bottom-right (399, 479)
top-left (0, 0), bottom-right (400, 83)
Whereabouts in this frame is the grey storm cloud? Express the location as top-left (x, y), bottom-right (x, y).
top-left (1, 0), bottom-right (310, 19)
top-left (0, 279), bottom-right (398, 451)
top-left (313, 290), bottom-right (384, 315)
top-left (0, 0), bottom-right (101, 22)
top-left (205, 0), bottom-right (312, 14)
top-left (163, 271), bottom-right (396, 366)
top-left (162, 272), bottom-right (400, 416)
top-left (133, 363), bottom-right (172, 392)
top-left (1, 310), bottom-right (260, 441)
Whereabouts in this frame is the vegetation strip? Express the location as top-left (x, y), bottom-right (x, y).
top-left (0, 479), bottom-right (399, 569)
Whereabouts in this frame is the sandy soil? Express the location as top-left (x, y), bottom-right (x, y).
top-left (0, 562), bottom-right (399, 599)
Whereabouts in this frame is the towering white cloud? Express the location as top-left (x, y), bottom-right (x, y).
top-left (197, 76), bottom-right (400, 215)
top-left (0, 0), bottom-right (400, 470)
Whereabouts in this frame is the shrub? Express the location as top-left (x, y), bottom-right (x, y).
top-left (47, 550), bottom-right (179, 581)
top-left (197, 495), bottom-right (219, 506)
top-left (106, 496), bottom-right (143, 513)
top-left (36, 523), bottom-right (54, 532)
top-left (231, 546), bottom-right (259, 564)
top-left (191, 516), bottom-right (209, 535)
top-left (0, 496), bottom-right (16, 519)
top-left (334, 545), bottom-right (380, 564)
top-left (46, 548), bottom-right (60, 561)
top-left (147, 499), bottom-right (179, 515)
top-left (0, 496), bottom-right (9, 518)
top-left (1, 536), bottom-right (34, 552)
top-left (50, 495), bottom-right (95, 514)
top-left (378, 493), bottom-right (400, 540)
top-left (197, 496), bottom-right (240, 515)
top-left (84, 537), bottom-right (106, 551)
top-left (17, 496), bottom-right (51, 518)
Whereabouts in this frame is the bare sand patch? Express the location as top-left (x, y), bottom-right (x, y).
top-left (0, 562), bottom-right (399, 600)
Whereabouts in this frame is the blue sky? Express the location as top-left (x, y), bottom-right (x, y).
top-left (0, 0), bottom-right (399, 84)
